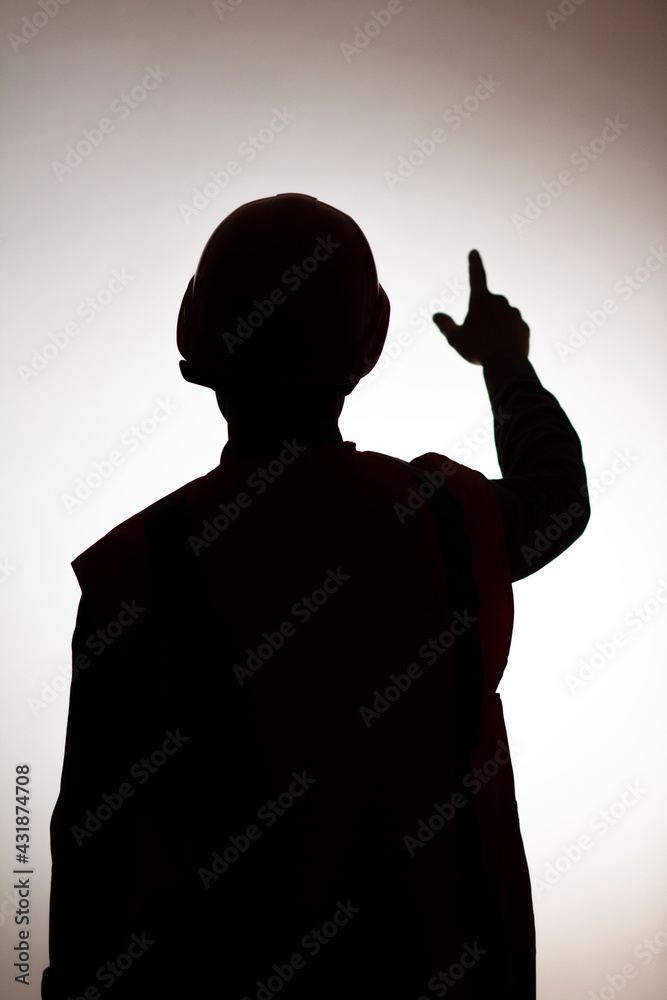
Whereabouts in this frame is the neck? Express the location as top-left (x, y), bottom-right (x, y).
top-left (218, 385), bottom-right (346, 459)
top-left (221, 417), bottom-right (343, 460)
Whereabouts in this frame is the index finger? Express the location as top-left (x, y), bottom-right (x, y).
top-left (468, 249), bottom-right (488, 297)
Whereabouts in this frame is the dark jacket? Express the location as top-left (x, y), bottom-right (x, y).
top-left (43, 352), bottom-right (589, 999)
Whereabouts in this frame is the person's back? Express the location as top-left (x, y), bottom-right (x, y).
top-left (43, 194), bottom-right (589, 998)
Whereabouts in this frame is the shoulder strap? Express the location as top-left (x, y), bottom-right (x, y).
top-left (392, 457), bottom-right (508, 975)
top-left (392, 458), bottom-right (484, 761)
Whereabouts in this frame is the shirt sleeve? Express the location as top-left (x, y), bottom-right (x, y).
top-left (481, 351), bottom-right (591, 582)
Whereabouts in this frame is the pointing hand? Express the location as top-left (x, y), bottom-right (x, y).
top-left (432, 250), bottom-right (529, 365)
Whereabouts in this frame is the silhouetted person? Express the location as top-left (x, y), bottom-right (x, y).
top-left (43, 194), bottom-right (589, 998)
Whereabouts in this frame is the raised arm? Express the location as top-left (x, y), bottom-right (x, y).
top-left (433, 251), bottom-right (590, 582)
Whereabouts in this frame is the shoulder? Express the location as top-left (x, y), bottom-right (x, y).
top-left (409, 451), bottom-right (500, 523)
top-left (71, 473), bottom-right (212, 622)
top-left (407, 449), bottom-right (511, 594)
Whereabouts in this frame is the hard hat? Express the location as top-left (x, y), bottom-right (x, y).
top-left (177, 193), bottom-right (390, 392)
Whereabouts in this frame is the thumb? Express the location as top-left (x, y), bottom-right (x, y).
top-left (432, 312), bottom-right (459, 343)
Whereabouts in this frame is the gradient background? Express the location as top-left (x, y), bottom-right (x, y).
top-left (1, 0), bottom-right (666, 995)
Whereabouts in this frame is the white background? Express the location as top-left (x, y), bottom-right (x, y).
top-left (1, 0), bottom-right (666, 995)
